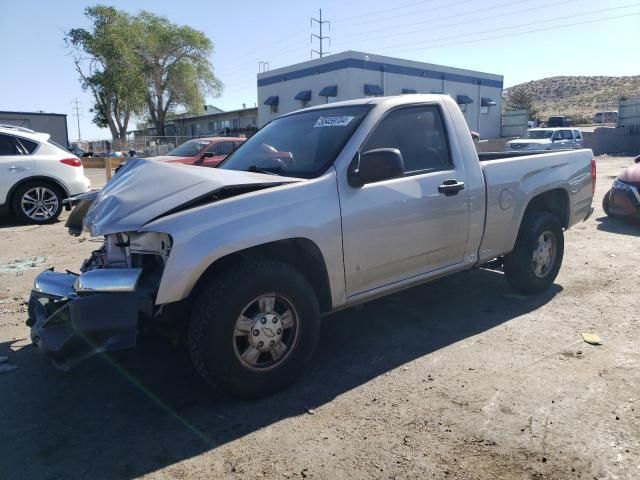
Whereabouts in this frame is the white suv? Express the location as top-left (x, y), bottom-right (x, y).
top-left (0, 125), bottom-right (90, 224)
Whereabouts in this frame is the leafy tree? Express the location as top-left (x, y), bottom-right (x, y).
top-left (66, 6), bottom-right (146, 147)
top-left (505, 88), bottom-right (539, 120)
top-left (133, 11), bottom-right (223, 136)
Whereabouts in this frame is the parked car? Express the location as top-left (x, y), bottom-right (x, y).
top-left (505, 128), bottom-right (583, 151)
top-left (593, 111), bottom-right (618, 124)
top-left (28, 95), bottom-right (595, 398)
top-left (0, 125), bottom-right (90, 224)
top-left (148, 137), bottom-right (245, 168)
top-left (547, 116), bottom-right (572, 127)
top-left (602, 155), bottom-right (640, 219)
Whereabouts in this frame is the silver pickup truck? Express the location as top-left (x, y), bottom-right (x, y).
top-left (28, 95), bottom-right (595, 398)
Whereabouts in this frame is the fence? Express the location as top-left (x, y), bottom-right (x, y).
top-left (501, 110), bottom-right (528, 137)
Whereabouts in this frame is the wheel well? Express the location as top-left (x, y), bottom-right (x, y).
top-left (7, 176), bottom-right (69, 211)
top-left (193, 238), bottom-right (333, 313)
top-left (523, 188), bottom-right (570, 228)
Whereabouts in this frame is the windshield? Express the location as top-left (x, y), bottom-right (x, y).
top-left (522, 130), bottom-right (554, 139)
top-left (167, 139), bottom-right (209, 157)
top-left (219, 105), bottom-right (371, 178)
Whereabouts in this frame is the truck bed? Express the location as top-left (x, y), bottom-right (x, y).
top-left (476, 148), bottom-right (594, 264)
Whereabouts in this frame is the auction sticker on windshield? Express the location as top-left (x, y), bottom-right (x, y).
top-left (314, 115), bottom-right (354, 128)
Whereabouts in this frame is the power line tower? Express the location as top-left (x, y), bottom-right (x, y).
top-left (311, 8), bottom-right (330, 58)
top-left (71, 97), bottom-right (82, 141)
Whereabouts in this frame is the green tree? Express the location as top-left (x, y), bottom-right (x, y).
top-left (134, 11), bottom-right (223, 136)
top-left (66, 6), bottom-right (146, 147)
top-left (505, 88), bottom-right (539, 121)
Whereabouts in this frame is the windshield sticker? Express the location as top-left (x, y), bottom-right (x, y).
top-left (314, 115), bottom-right (354, 128)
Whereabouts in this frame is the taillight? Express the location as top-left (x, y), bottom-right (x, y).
top-left (60, 158), bottom-right (82, 167)
top-left (591, 158), bottom-right (597, 194)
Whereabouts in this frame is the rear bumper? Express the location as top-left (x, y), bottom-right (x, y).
top-left (27, 269), bottom-right (153, 369)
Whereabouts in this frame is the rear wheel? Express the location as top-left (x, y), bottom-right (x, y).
top-left (12, 181), bottom-right (64, 224)
top-left (503, 212), bottom-right (564, 294)
top-left (188, 260), bottom-right (321, 399)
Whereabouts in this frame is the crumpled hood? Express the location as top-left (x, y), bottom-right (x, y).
top-left (146, 155), bottom-right (187, 162)
top-left (84, 159), bottom-right (301, 236)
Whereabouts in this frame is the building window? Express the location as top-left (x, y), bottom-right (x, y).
top-left (301, 100), bottom-right (310, 108)
top-left (270, 104), bottom-right (278, 114)
top-left (459, 104), bottom-right (467, 113)
top-left (480, 106), bottom-right (489, 115)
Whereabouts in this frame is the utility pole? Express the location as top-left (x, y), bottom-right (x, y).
top-left (71, 97), bottom-right (82, 141)
top-left (311, 8), bottom-right (330, 58)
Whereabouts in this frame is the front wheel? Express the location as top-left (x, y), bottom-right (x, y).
top-left (188, 260), bottom-right (321, 399)
top-left (12, 181), bottom-right (64, 224)
top-left (503, 212), bottom-right (564, 294)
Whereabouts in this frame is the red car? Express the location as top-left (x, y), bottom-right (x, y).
top-left (149, 137), bottom-right (245, 167)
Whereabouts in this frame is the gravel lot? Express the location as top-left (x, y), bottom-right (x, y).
top-left (0, 156), bottom-right (638, 480)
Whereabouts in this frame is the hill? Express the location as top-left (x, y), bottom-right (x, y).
top-left (503, 76), bottom-right (640, 122)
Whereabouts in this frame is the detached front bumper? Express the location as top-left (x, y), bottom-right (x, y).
top-left (609, 181), bottom-right (640, 218)
top-left (27, 268), bottom-right (154, 369)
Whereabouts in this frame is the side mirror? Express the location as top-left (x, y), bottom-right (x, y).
top-left (348, 148), bottom-right (404, 187)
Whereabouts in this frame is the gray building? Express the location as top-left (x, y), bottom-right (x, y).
top-left (0, 110), bottom-right (70, 146)
top-left (170, 106), bottom-right (258, 137)
top-left (257, 51), bottom-right (503, 139)
top-left (131, 106), bottom-right (258, 138)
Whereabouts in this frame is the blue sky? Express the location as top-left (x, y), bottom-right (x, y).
top-left (1, 0), bottom-right (638, 140)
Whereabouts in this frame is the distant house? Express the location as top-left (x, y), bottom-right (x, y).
top-left (130, 105), bottom-right (258, 139)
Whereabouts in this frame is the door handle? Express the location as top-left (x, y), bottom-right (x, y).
top-left (8, 166), bottom-right (26, 172)
top-left (438, 179), bottom-right (465, 196)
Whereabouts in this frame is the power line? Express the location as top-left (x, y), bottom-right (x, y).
top-left (335, 0), bottom-right (474, 29)
top-left (381, 11), bottom-right (640, 56)
top-left (311, 8), bottom-right (331, 58)
top-left (336, 0), bottom-right (530, 41)
top-left (367, 3), bottom-right (640, 53)
top-left (334, 0), bottom-right (439, 23)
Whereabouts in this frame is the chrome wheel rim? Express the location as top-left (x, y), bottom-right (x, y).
top-left (532, 230), bottom-right (556, 278)
top-left (233, 293), bottom-right (300, 371)
top-left (21, 187), bottom-right (59, 221)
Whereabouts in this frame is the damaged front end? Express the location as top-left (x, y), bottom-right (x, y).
top-left (27, 231), bottom-right (171, 369)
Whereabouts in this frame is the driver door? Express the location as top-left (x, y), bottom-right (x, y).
top-left (338, 105), bottom-right (470, 297)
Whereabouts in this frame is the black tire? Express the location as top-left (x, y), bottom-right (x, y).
top-left (602, 190), bottom-right (612, 217)
top-left (11, 181), bottom-right (64, 224)
top-left (503, 211), bottom-right (564, 294)
top-left (188, 260), bottom-right (321, 399)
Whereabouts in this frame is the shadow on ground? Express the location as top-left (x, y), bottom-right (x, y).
top-left (0, 216), bottom-right (62, 229)
top-left (595, 215), bottom-right (640, 237)
top-left (0, 269), bottom-right (561, 479)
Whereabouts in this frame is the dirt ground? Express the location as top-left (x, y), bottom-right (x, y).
top-left (0, 157), bottom-right (638, 480)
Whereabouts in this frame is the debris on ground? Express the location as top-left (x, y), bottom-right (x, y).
top-left (581, 332), bottom-right (603, 345)
top-left (0, 256), bottom-right (47, 273)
